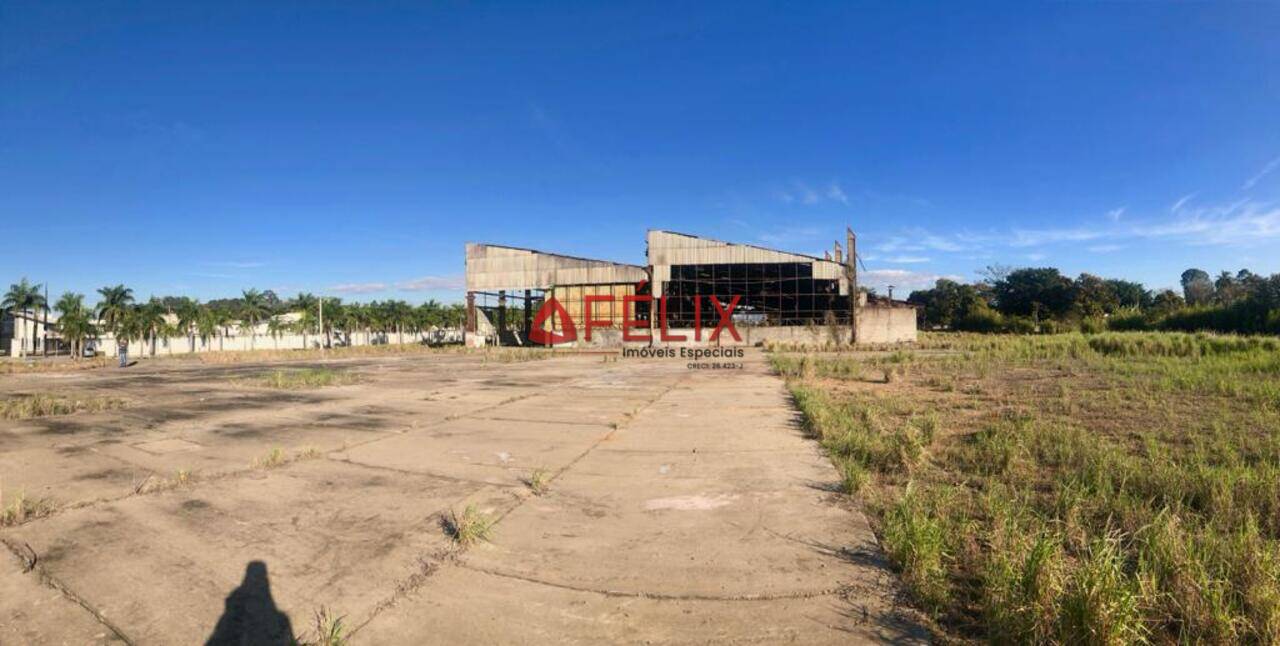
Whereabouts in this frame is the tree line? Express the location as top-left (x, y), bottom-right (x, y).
top-left (907, 266), bottom-right (1280, 335)
top-left (2, 278), bottom-right (466, 359)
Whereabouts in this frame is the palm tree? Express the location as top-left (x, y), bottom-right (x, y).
top-left (292, 292), bottom-right (318, 314)
top-left (240, 289), bottom-right (270, 350)
top-left (294, 309), bottom-right (315, 349)
top-left (135, 301), bottom-right (166, 357)
top-left (196, 307), bottom-right (219, 351)
top-left (95, 284), bottom-right (135, 346)
top-left (116, 307), bottom-right (143, 355)
top-left (213, 308), bottom-right (234, 351)
top-left (53, 292), bottom-right (94, 360)
top-left (174, 298), bottom-right (201, 353)
top-left (267, 317), bottom-right (288, 349)
top-left (3, 277), bottom-right (47, 356)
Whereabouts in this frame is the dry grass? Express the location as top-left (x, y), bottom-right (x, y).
top-left (196, 343), bottom-right (551, 365)
top-left (0, 483), bottom-right (55, 526)
top-left (774, 331), bottom-right (1280, 643)
top-left (0, 393), bottom-right (127, 420)
top-left (525, 467), bottom-right (551, 495)
top-left (298, 607), bottom-right (348, 646)
top-left (250, 446), bottom-right (325, 470)
top-left (239, 368), bottom-right (360, 389)
top-left (0, 356), bottom-right (110, 374)
top-left (444, 505), bottom-right (494, 546)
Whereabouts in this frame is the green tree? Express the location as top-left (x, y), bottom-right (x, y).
top-left (992, 268), bottom-right (1075, 320)
top-left (53, 292), bottom-right (94, 360)
top-left (1180, 268), bottom-right (1214, 306)
top-left (135, 301), bottom-right (166, 357)
top-left (174, 297), bottom-right (201, 353)
top-left (1151, 289), bottom-right (1185, 315)
top-left (196, 307), bottom-right (220, 351)
top-left (266, 316), bottom-right (289, 349)
top-left (907, 279), bottom-right (988, 329)
top-left (240, 289), bottom-right (270, 350)
top-left (3, 277), bottom-right (47, 355)
top-left (1104, 279), bottom-right (1150, 310)
top-left (95, 284), bottom-right (135, 343)
top-left (1073, 273), bottom-right (1119, 317)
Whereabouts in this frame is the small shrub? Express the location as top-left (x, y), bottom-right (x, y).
top-left (526, 467), bottom-right (550, 495)
top-left (253, 447), bottom-right (287, 469)
top-left (0, 484), bottom-right (54, 526)
top-left (839, 459), bottom-right (869, 495)
top-left (300, 607), bottom-right (348, 646)
top-left (1059, 536), bottom-right (1146, 644)
top-left (882, 490), bottom-right (949, 613)
top-left (445, 505), bottom-right (494, 546)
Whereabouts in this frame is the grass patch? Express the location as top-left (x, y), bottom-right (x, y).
top-left (0, 483), bottom-right (55, 526)
top-left (525, 467), bottom-right (551, 495)
top-left (242, 368), bottom-right (360, 389)
top-left (0, 393), bottom-right (127, 420)
top-left (444, 504), bottom-right (494, 546)
top-left (298, 607), bottom-right (348, 646)
top-left (773, 331), bottom-right (1280, 642)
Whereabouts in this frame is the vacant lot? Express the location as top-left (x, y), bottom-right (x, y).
top-left (774, 332), bottom-right (1280, 643)
top-left (0, 348), bottom-right (923, 644)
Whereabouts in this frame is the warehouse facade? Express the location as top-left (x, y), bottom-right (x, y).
top-left (463, 229), bottom-right (916, 347)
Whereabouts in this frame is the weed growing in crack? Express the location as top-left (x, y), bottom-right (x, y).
top-left (253, 447), bottom-right (287, 469)
top-left (444, 505), bottom-right (494, 546)
top-left (525, 467), bottom-right (550, 495)
top-left (297, 607), bottom-right (348, 646)
top-left (0, 483), bottom-right (54, 526)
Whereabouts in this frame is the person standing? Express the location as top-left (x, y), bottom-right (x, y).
top-left (118, 335), bottom-right (129, 368)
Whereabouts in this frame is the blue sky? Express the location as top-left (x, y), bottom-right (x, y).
top-left (3, 2), bottom-right (1279, 304)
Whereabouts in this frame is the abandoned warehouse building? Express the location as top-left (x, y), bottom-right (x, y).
top-left (464, 229), bottom-right (917, 347)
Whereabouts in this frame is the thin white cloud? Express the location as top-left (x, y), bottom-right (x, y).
top-left (1107, 207), bottom-right (1125, 222)
top-left (757, 225), bottom-right (823, 246)
top-left (205, 260), bottom-right (267, 269)
top-left (397, 275), bottom-right (465, 291)
top-left (882, 255), bottom-right (930, 264)
top-left (862, 269), bottom-right (966, 292)
top-left (774, 180), bottom-right (848, 206)
top-left (1009, 227), bottom-right (1105, 248)
top-left (1087, 244), bottom-right (1125, 253)
top-left (795, 182), bottom-right (820, 205)
top-left (826, 182), bottom-right (849, 205)
top-left (1171, 192), bottom-right (1197, 213)
top-left (1131, 200), bottom-right (1280, 246)
top-left (1244, 155), bottom-right (1280, 191)
top-left (329, 282), bottom-right (387, 294)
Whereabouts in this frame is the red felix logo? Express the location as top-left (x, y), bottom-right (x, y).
top-left (528, 281), bottom-right (741, 345)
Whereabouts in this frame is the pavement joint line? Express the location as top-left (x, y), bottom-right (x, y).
top-left (346, 373), bottom-right (685, 639)
top-left (468, 415), bottom-right (616, 427)
top-left (0, 364), bottom-right (564, 530)
top-left (0, 535), bottom-right (137, 645)
top-left (324, 455), bottom-right (520, 489)
top-left (452, 562), bottom-right (849, 602)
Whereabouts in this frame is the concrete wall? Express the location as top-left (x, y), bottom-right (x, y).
top-left (855, 306), bottom-right (917, 344)
top-left (84, 327), bottom-right (462, 358)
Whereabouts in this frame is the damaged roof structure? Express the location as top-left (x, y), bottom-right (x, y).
top-left (464, 229), bottom-right (916, 347)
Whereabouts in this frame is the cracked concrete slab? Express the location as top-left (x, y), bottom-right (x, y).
top-left (0, 350), bottom-right (925, 644)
